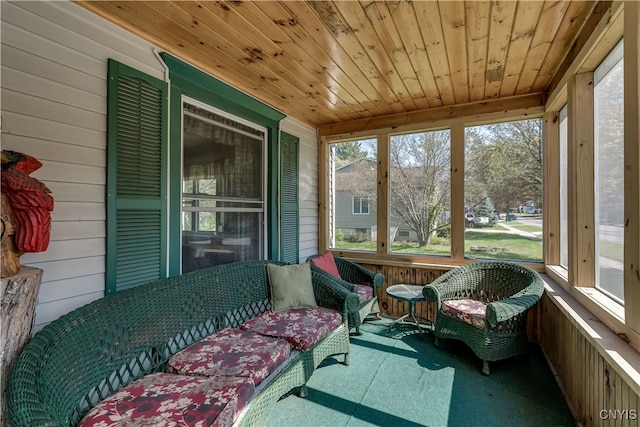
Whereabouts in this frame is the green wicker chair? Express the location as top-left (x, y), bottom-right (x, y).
top-left (423, 261), bottom-right (544, 375)
top-left (307, 254), bottom-right (384, 334)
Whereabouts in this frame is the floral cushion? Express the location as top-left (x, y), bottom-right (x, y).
top-left (78, 373), bottom-right (254, 427)
top-left (441, 299), bottom-right (488, 329)
top-left (167, 328), bottom-right (291, 386)
top-left (240, 307), bottom-right (342, 351)
top-left (356, 284), bottom-right (373, 302)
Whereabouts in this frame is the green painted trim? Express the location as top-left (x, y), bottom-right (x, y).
top-left (267, 127), bottom-right (279, 260)
top-left (168, 84), bottom-right (183, 277)
top-left (106, 59), bottom-right (119, 295)
top-left (161, 53), bottom-right (285, 123)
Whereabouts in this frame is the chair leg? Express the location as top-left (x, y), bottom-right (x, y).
top-left (298, 384), bottom-right (309, 398)
top-left (482, 360), bottom-right (490, 376)
top-left (344, 352), bottom-right (350, 366)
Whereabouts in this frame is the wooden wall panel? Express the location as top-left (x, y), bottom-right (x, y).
top-left (539, 292), bottom-right (640, 427)
top-left (360, 262), bottom-right (449, 323)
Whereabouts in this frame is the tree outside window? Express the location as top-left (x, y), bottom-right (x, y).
top-left (465, 119), bottom-right (543, 262)
top-left (390, 130), bottom-right (451, 255)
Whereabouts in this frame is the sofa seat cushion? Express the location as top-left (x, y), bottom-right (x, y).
top-left (166, 328), bottom-right (291, 386)
top-left (441, 299), bottom-right (488, 329)
top-left (77, 372), bottom-right (254, 427)
top-left (356, 284), bottom-right (374, 302)
top-left (240, 307), bottom-right (342, 351)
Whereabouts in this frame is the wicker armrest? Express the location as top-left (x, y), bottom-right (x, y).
top-left (485, 280), bottom-right (544, 326)
top-left (311, 270), bottom-right (360, 321)
top-left (334, 257), bottom-right (384, 293)
top-left (422, 284), bottom-right (442, 305)
top-left (422, 268), bottom-right (465, 304)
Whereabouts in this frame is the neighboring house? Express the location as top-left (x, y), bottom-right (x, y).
top-left (519, 201), bottom-right (540, 214)
top-left (334, 159), bottom-right (377, 238)
top-left (1, 1), bottom-right (319, 330)
top-left (334, 159), bottom-right (448, 243)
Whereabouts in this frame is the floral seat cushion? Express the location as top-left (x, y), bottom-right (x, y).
top-left (356, 284), bottom-right (373, 302)
top-left (167, 328), bottom-right (291, 386)
top-left (441, 298), bottom-right (488, 329)
top-left (78, 372), bottom-right (254, 427)
top-left (240, 307), bottom-right (342, 351)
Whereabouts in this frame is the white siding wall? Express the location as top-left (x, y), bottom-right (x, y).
top-left (1, 0), bottom-right (165, 331)
top-left (1, 0), bottom-right (319, 330)
top-left (280, 117), bottom-right (319, 261)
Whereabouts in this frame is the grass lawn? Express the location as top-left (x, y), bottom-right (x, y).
top-left (333, 231), bottom-right (543, 262)
top-left (465, 231), bottom-right (542, 262)
top-left (502, 222), bottom-right (542, 233)
top-left (599, 240), bottom-right (624, 263)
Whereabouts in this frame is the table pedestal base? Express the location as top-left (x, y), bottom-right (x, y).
top-left (387, 301), bottom-right (432, 334)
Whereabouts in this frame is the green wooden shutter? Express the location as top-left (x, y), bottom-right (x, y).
top-left (106, 59), bottom-right (168, 294)
top-left (280, 132), bottom-right (300, 263)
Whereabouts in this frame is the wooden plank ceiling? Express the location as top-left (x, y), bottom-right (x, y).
top-left (78, 1), bottom-right (599, 129)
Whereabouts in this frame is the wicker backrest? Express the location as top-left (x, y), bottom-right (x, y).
top-left (8, 260), bottom-right (285, 427)
top-left (433, 261), bottom-right (541, 303)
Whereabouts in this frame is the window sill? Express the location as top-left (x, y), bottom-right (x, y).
top-left (545, 265), bottom-right (628, 330)
top-left (541, 272), bottom-right (640, 397)
top-left (330, 249), bottom-right (545, 273)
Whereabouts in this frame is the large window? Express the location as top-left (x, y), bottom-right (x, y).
top-left (594, 40), bottom-right (624, 304)
top-left (559, 105), bottom-right (569, 268)
top-left (389, 130), bottom-right (451, 256)
top-left (464, 119), bottom-right (543, 262)
top-left (181, 99), bottom-right (266, 273)
top-left (330, 138), bottom-right (377, 251)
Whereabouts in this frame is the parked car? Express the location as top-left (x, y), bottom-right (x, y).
top-left (465, 213), bottom-right (489, 228)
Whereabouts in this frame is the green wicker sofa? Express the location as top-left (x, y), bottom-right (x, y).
top-left (423, 261), bottom-right (544, 375)
top-left (7, 260), bottom-right (359, 426)
top-left (307, 253), bottom-right (384, 334)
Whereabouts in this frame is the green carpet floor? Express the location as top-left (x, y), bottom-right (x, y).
top-left (264, 319), bottom-right (576, 427)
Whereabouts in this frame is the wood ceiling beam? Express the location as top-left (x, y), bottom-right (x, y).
top-left (545, 1), bottom-right (618, 109)
top-left (318, 92), bottom-right (544, 137)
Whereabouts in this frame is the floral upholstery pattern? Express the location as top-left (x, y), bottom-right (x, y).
top-left (356, 284), bottom-right (373, 302)
top-left (240, 307), bottom-right (342, 351)
top-left (441, 299), bottom-right (488, 330)
top-left (167, 328), bottom-right (291, 386)
top-left (78, 372), bottom-right (254, 427)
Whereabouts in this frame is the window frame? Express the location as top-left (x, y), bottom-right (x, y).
top-left (541, 2), bottom-right (639, 353)
top-left (352, 195), bottom-right (370, 215)
top-left (180, 96), bottom-right (269, 271)
top-left (320, 115), bottom-right (545, 268)
top-left (161, 53), bottom-right (287, 275)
